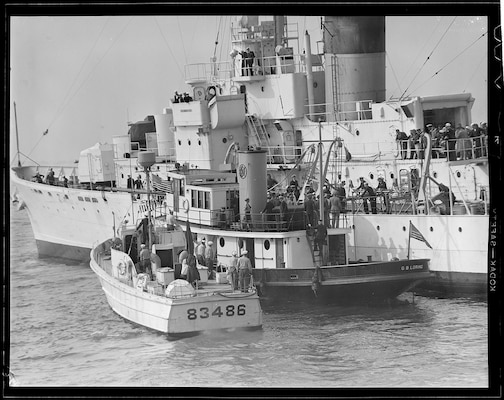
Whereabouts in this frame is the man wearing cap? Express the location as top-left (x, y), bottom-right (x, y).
top-left (313, 220), bottom-right (327, 252)
top-left (395, 129), bottom-right (408, 159)
top-left (243, 198), bottom-right (252, 230)
top-left (443, 122), bottom-right (456, 160)
top-left (227, 250), bottom-right (239, 291)
top-left (139, 243), bottom-right (151, 275)
top-left (304, 193), bottom-right (316, 227)
top-left (237, 250), bottom-right (253, 292)
top-left (205, 240), bottom-right (215, 279)
top-left (278, 195), bottom-right (289, 223)
top-left (196, 238), bottom-right (206, 266)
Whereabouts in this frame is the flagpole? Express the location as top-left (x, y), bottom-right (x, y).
top-left (407, 221), bottom-right (411, 260)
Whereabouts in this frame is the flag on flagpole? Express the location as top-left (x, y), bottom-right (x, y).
top-left (409, 221), bottom-right (432, 249)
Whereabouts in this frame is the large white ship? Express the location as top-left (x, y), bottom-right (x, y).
top-left (11, 15), bottom-right (490, 294)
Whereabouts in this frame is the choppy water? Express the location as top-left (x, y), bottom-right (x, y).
top-left (8, 205), bottom-right (489, 389)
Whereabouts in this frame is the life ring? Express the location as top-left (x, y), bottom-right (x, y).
top-left (182, 198), bottom-right (190, 213)
top-left (117, 260), bottom-right (127, 275)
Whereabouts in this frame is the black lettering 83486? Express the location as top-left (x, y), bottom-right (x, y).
top-left (187, 304), bottom-right (246, 320)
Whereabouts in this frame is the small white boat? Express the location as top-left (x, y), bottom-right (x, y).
top-left (90, 235), bottom-right (262, 336)
top-left (90, 152), bottom-right (262, 336)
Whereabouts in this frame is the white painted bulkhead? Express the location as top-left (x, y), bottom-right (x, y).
top-left (348, 214), bottom-right (488, 275)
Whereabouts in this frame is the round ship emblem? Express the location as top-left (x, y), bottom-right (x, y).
top-left (238, 164), bottom-right (247, 179)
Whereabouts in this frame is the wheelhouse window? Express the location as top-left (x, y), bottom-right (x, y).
top-left (191, 190), bottom-right (210, 209)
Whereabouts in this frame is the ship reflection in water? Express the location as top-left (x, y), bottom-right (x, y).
top-left (8, 205), bottom-right (488, 389)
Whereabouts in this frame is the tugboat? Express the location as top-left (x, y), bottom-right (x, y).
top-left (90, 152), bottom-right (262, 335)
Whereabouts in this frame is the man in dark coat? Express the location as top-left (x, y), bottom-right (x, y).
top-left (314, 220), bottom-right (327, 252)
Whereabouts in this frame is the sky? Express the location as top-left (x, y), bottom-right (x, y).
top-left (8, 14), bottom-right (489, 165)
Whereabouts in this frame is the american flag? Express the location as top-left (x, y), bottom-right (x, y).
top-left (151, 174), bottom-right (172, 193)
top-left (409, 222), bottom-right (432, 249)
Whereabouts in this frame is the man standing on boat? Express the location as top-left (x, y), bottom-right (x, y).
top-left (205, 241), bottom-right (215, 280)
top-left (238, 250), bottom-right (253, 292)
top-left (243, 198), bottom-right (252, 230)
top-left (304, 193), bottom-right (316, 227)
top-left (227, 250), bottom-right (239, 291)
top-left (196, 238), bottom-right (206, 266)
top-left (395, 129), bottom-right (408, 159)
top-left (139, 244), bottom-right (151, 276)
top-left (313, 220), bottom-right (327, 252)
top-left (329, 191), bottom-right (341, 228)
top-left (127, 175), bottom-right (134, 189)
top-left (165, 209), bottom-right (176, 230)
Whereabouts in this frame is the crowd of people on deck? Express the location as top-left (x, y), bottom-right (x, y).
top-left (32, 168), bottom-right (71, 187)
top-left (177, 237), bottom-right (253, 292)
top-left (172, 91), bottom-right (193, 103)
top-left (395, 122), bottom-right (488, 161)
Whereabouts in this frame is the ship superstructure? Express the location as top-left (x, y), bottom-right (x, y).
top-left (11, 15), bottom-right (489, 293)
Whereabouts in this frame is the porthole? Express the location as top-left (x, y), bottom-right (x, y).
top-left (198, 140), bottom-right (201, 145)
top-left (264, 240), bottom-right (270, 250)
top-left (369, 173), bottom-right (374, 180)
top-left (219, 237), bottom-right (225, 247)
top-left (222, 138), bottom-right (228, 144)
top-left (356, 130), bottom-right (360, 136)
top-left (458, 227), bottom-right (462, 232)
top-left (403, 226), bottom-right (407, 231)
top-left (188, 140), bottom-right (191, 145)
top-left (430, 227), bottom-right (434, 231)
top-left (433, 171), bottom-right (437, 178)
top-left (377, 226), bottom-right (380, 231)
top-left (456, 171), bottom-right (461, 178)
top-left (178, 140), bottom-right (182, 146)
top-left (390, 173), bottom-right (394, 179)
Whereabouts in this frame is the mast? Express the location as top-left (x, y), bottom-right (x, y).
top-left (318, 120), bottom-right (324, 226)
top-left (14, 102), bottom-right (21, 167)
top-left (138, 152), bottom-right (156, 250)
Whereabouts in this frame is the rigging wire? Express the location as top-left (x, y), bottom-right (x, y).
top-left (399, 16), bottom-right (457, 101)
top-left (154, 16), bottom-right (184, 78)
top-left (406, 30), bottom-right (488, 96)
top-left (389, 16), bottom-right (444, 99)
top-left (213, 16), bottom-right (222, 60)
top-left (462, 54), bottom-right (486, 93)
top-left (28, 16), bottom-right (135, 157)
top-left (47, 17), bottom-right (110, 131)
top-left (176, 16), bottom-right (188, 65)
top-left (386, 51), bottom-right (404, 100)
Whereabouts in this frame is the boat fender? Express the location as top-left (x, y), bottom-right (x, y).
top-left (182, 198), bottom-right (190, 213)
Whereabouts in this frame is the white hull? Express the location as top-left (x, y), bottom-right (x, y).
top-left (11, 167), bottom-right (143, 260)
top-left (90, 246), bottom-right (262, 335)
top-left (347, 213), bottom-right (488, 292)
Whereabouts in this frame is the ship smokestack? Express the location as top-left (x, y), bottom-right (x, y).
top-left (323, 16), bottom-right (386, 121)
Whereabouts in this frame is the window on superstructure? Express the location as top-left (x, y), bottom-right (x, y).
top-left (78, 196), bottom-right (84, 201)
top-left (92, 198), bottom-right (98, 203)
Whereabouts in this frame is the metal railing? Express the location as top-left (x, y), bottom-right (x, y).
top-left (396, 135), bottom-right (488, 161)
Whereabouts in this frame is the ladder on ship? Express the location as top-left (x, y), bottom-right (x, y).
top-left (246, 114), bottom-right (272, 161)
top-left (306, 229), bottom-right (324, 267)
top-left (331, 54), bottom-right (341, 120)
